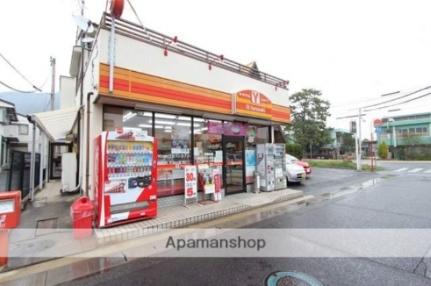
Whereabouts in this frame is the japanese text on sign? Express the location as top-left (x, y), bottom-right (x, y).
top-left (184, 165), bottom-right (197, 201)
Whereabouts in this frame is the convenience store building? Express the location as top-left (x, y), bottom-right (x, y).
top-left (63, 13), bottom-right (291, 207)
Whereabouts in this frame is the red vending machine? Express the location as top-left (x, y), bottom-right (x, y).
top-left (94, 128), bottom-right (158, 227)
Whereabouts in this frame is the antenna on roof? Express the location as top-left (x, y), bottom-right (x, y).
top-left (73, 15), bottom-right (94, 34)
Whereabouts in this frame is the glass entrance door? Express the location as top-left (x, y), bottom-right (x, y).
top-left (222, 136), bottom-right (245, 195)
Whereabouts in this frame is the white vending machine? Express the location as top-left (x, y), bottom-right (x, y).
top-left (273, 144), bottom-right (287, 190)
top-left (256, 144), bottom-right (275, 192)
top-left (257, 144), bottom-right (286, 192)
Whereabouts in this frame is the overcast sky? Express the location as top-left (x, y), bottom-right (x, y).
top-left (1, 0), bottom-right (431, 135)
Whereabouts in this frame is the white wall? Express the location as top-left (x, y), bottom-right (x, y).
top-left (60, 76), bottom-right (77, 109)
top-left (77, 37), bottom-right (102, 197)
top-left (98, 29), bottom-right (290, 106)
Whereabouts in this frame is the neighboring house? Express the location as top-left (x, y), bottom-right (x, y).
top-left (376, 113), bottom-right (431, 160)
top-left (0, 99), bottom-right (50, 194)
top-left (361, 139), bottom-right (377, 158)
top-left (0, 99), bottom-right (18, 172)
top-left (376, 113), bottom-right (431, 146)
top-left (320, 128), bottom-right (353, 159)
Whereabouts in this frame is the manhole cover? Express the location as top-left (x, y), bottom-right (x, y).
top-left (276, 277), bottom-right (309, 286)
top-left (36, 217), bottom-right (58, 236)
top-left (266, 272), bottom-right (323, 286)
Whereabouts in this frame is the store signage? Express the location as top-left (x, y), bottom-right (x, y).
top-left (223, 122), bottom-right (247, 136)
top-left (208, 121), bottom-right (247, 136)
top-left (373, 118), bottom-right (383, 127)
top-left (99, 64), bottom-right (291, 124)
top-left (234, 90), bottom-right (272, 120)
top-left (208, 121), bottom-right (223, 134)
top-left (184, 165), bottom-right (198, 203)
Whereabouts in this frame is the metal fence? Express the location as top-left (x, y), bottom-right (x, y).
top-left (6, 151), bottom-right (40, 200)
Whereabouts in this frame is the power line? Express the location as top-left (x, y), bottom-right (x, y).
top-left (332, 84), bottom-right (431, 113)
top-left (127, 0), bottom-right (144, 27)
top-left (364, 92), bottom-right (431, 112)
top-left (361, 85), bottom-right (431, 109)
top-left (0, 52), bottom-right (42, 92)
top-left (0, 79), bottom-right (37, 93)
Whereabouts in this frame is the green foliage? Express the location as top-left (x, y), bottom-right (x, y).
top-left (308, 159), bottom-right (355, 169)
top-left (289, 89), bottom-right (331, 156)
top-left (403, 135), bottom-right (421, 146)
top-left (285, 143), bottom-right (303, 159)
top-left (339, 133), bottom-right (355, 153)
top-left (378, 142), bottom-right (388, 159)
top-left (395, 145), bottom-right (431, 160)
top-left (307, 159), bottom-right (383, 171)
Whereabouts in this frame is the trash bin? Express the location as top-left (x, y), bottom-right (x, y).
top-left (0, 215), bottom-right (8, 270)
top-left (71, 196), bottom-right (94, 239)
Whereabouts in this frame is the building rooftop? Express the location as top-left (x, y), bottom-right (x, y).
top-left (100, 13), bottom-right (289, 90)
top-left (382, 112), bottom-right (431, 122)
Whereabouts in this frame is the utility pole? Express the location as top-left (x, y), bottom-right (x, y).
top-left (356, 107), bottom-right (362, 171)
top-left (50, 57), bottom-right (56, 110)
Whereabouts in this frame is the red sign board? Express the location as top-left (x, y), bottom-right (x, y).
top-left (373, 119), bottom-right (383, 127)
top-left (184, 165), bottom-right (197, 203)
top-left (235, 90), bottom-right (272, 120)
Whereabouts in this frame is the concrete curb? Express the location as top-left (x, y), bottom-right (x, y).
top-left (95, 190), bottom-right (304, 244)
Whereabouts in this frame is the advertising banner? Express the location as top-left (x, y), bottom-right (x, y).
top-left (184, 165), bottom-right (198, 204)
top-left (223, 122), bottom-right (248, 136)
top-left (198, 164), bottom-right (215, 194)
top-left (213, 168), bottom-right (222, 201)
top-left (245, 149), bottom-right (256, 184)
top-left (207, 121), bottom-right (248, 136)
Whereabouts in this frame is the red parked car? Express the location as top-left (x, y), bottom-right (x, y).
top-left (286, 154), bottom-right (311, 177)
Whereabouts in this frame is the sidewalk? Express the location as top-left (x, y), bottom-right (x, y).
top-left (7, 180), bottom-right (79, 268)
top-left (95, 189), bottom-right (305, 243)
top-left (4, 187), bottom-right (307, 272)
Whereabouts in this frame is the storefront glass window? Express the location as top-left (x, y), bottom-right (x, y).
top-left (244, 125), bottom-right (268, 185)
top-left (155, 113), bottom-right (191, 197)
top-left (103, 106), bottom-right (153, 136)
top-left (193, 118), bottom-right (222, 164)
top-left (193, 118), bottom-right (223, 193)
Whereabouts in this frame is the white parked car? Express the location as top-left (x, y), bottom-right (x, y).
top-left (285, 154), bottom-right (306, 184)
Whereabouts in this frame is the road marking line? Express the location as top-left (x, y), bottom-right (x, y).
top-left (393, 168), bottom-right (408, 172)
top-left (425, 169), bottom-right (431, 173)
top-left (408, 168), bottom-right (423, 173)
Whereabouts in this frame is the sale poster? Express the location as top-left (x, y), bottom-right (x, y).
top-left (184, 165), bottom-right (197, 205)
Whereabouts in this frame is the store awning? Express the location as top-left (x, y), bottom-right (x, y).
top-left (32, 106), bottom-right (79, 142)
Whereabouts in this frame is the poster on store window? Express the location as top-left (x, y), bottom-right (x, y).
top-left (184, 165), bottom-right (197, 205)
top-left (198, 164), bottom-right (215, 194)
top-left (245, 149), bottom-right (256, 184)
top-left (213, 168), bottom-right (222, 201)
top-left (172, 125), bottom-right (190, 154)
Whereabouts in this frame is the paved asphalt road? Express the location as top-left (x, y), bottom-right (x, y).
top-left (65, 165), bottom-right (431, 286)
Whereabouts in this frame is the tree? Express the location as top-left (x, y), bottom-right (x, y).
top-left (285, 143), bottom-right (303, 159)
top-left (339, 132), bottom-right (355, 154)
top-left (378, 142), bottom-right (388, 159)
top-left (288, 89), bottom-right (331, 157)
